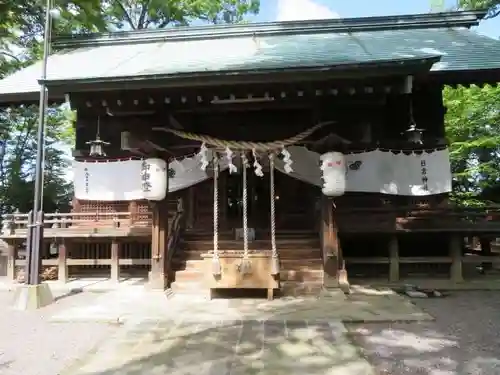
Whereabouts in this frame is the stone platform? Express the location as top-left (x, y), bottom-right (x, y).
top-left (50, 286), bottom-right (433, 324)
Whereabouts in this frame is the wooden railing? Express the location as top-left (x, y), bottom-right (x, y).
top-left (336, 206), bottom-right (500, 233)
top-left (3, 200), bottom-right (187, 283)
top-left (1, 211), bottom-right (153, 238)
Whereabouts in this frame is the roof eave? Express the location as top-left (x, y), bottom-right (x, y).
top-left (38, 57), bottom-right (440, 95)
top-left (429, 68), bottom-right (500, 86)
top-left (52, 10), bottom-right (488, 49)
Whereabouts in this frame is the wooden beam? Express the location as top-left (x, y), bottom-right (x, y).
top-left (169, 114), bottom-right (184, 129)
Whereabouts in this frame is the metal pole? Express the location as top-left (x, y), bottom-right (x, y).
top-left (25, 0), bottom-right (52, 285)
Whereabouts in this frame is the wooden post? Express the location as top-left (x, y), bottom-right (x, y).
top-left (450, 234), bottom-right (463, 282)
top-left (58, 240), bottom-right (68, 283)
top-left (128, 201), bottom-right (138, 226)
top-left (388, 235), bottom-right (399, 282)
top-left (7, 242), bottom-right (16, 281)
top-left (187, 187), bottom-right (195, 229)
top-left (321, 195), bottom-right (339, 288)
top-left (110, 239), bottom-right (120, 282)
top-left (149, 163), bottom-right (169, 290)
top-left (72, 197), bottom-right (81, 212)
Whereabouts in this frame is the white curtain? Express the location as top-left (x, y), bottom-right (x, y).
top-left (274, 146), bottom-right (452, 196)
top-left (73, 147), bottom-right (452, 200)
top-left (73, 158), bottom-right (168, 201)
top-left (73, 151), bottom-right (229, 201)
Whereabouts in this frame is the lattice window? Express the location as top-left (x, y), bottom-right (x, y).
top-left (136, 201), bottom-right (151, 222)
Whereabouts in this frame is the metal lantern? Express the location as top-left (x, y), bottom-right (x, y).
top-left (87, 116), bottom-right (109, 157)
top-left (405, 123), bottom-right (425, 144)
top-left (87, 137), bottom-right (109, 157)
top-left (404, 96), bottom-right (424, 144)
top-left (49, 240), bottom-right (58, 255)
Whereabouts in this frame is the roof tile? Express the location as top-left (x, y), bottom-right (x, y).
top-left (1, 26), bottom-right (500, 101)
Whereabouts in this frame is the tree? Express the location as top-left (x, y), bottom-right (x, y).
top-left (0, 0), bottom-right (261, 214)
top-left (444, 84), bottom-right (500, 206)
top-left (459, 0), bottom-right (500, 18)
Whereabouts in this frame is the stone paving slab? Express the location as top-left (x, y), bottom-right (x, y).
top-left (61, 320), bottom-right (376, 375)
top-left (50, 288), bottom-right (433, 324)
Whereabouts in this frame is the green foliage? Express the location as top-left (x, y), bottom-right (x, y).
top-left (459, 0), bottom-right (500, 18)
top-left (444, 84), bottom-right (500, 206)
top-left (0, 106), bottom-right (73, 214)
top-left (49, 0), bottom-right (260, 32)
top-left (0, 0), bottom-right (260, 214)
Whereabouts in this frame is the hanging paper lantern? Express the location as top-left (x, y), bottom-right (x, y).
top-left (141, 158), bottom-right (168, 201)
top-left (320, 151), bottom-right (346, 197)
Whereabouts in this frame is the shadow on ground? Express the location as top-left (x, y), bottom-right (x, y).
top-left (63, 319), bottom-right (372, 375)
top-left (348, 291), bottom-right (500, 375)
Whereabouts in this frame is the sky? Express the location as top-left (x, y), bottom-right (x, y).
top-left (246, 0), bottom-right (499, 39)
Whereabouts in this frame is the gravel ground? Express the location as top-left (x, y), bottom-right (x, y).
top-left (348, 291), bottom-right (500, 375)
top-left (0, 291), bottom-right (120, 375)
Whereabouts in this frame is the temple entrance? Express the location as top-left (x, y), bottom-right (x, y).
top-left (226, 170), bottom-right (271, 229)
top-left (225, 170), bottom-right (317, 231)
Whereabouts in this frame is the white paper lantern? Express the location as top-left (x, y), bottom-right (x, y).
top-left (142, 158), bottom-right (168, 201)
top-left (320, 152), bottom-right (346, 197)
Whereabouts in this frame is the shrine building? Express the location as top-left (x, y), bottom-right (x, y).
top-left (1, 10), bottom-right (500, 297)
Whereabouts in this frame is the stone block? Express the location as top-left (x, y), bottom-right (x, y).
top-left (11, 283), bottom-right (54, 310)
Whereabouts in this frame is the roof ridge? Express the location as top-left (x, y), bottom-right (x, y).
top-left (52, 10), bottom-right (487, 49)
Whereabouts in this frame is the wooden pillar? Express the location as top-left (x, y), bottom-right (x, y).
top-left (321, 195), bottom-right (339, 288)
top-left (479, 236), bottom-right (493, 271)
top-left (388, 235), bottom-right (399, 282)
top-left (149, 200), bottom-right (170, 289)
top-left (58, 240), bottom-right (68, 283)
top-left (149, 159), bottom-right (169, 290)
top-left (450, 234), bottom-right (463, 282)
top-left (7, 242), bottom-right (16, 281)
top-left (110, 239), bottom-right (120, 282)
top-left (128, 201), bottom-right (138, 225)
top-left (187, 187), bottom-right (195, 229)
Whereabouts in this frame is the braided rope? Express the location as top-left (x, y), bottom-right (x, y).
top-left (213, 156), bottom-right (219, 262)
top-left (154, 121), bottom-right (332, 151)
top-left (269, 154), bottom-right (277, 258)
top-left (242, 153), bottom-right (249, 258)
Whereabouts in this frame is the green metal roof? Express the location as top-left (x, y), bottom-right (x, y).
top-left (0, 10), bottom-right (498, 103)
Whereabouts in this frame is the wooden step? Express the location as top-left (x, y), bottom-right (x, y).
top-left (171, 258), bottom-right (323, 271)
top-left (183, 239), bottom-right (320, 250)
top-left (169, 280), bottom-right (324, 297)
top-left (280, 281), bottom-right (323, 297)
top-left (173, 250), bottom-right (322, 261)
top-left (184, 230), bottom-right (318, 241)
top-left (172, 269), bottom-right (323, 283)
